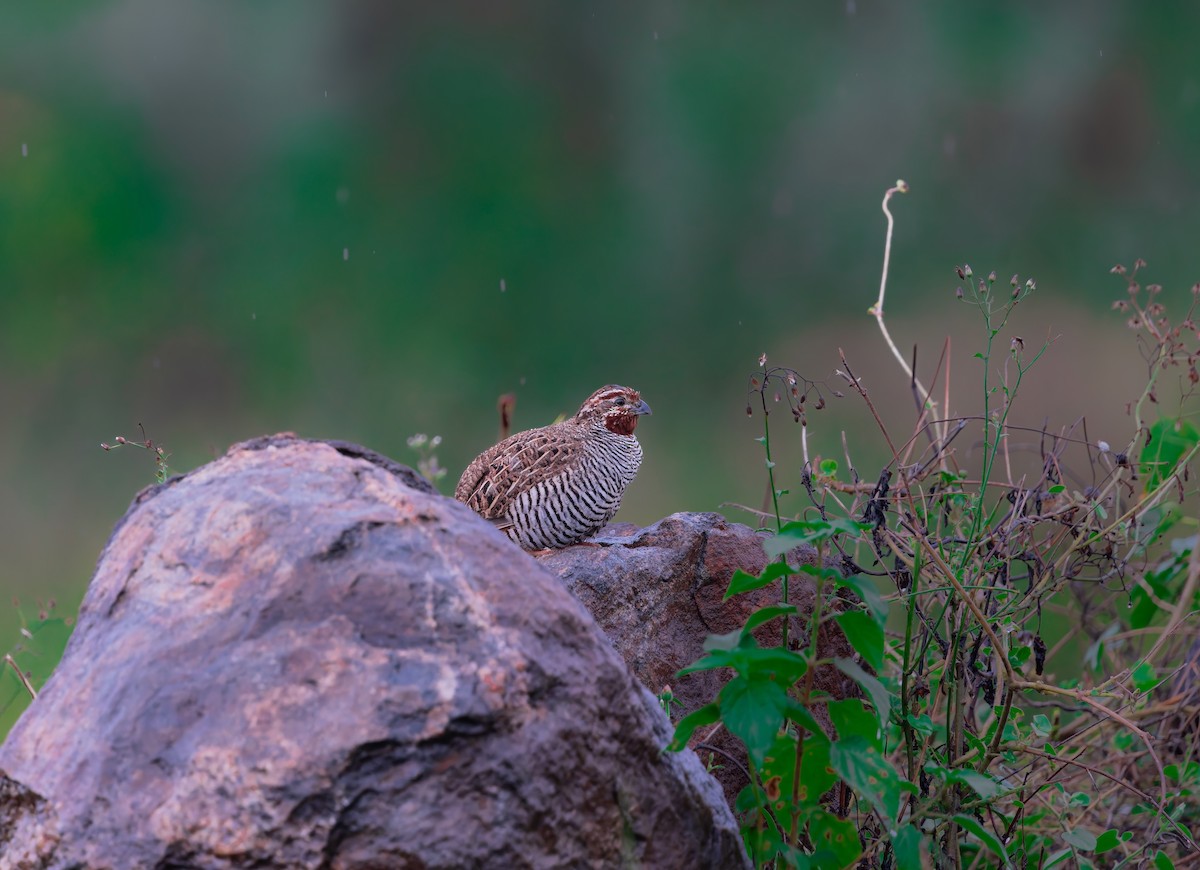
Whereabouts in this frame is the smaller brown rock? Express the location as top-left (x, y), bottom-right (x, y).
top-left (537, 511), bottom-right (863, 808)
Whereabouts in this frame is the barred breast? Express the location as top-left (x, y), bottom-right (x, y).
top-left (505, 433), bottom-right (643, 550)
top-left (455, 384), bottom-right (651, 550)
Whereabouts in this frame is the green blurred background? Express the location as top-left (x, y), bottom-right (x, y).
top-left (2, 1), bottom-right (1199, 708)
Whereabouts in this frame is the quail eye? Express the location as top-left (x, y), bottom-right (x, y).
top-left (614, 397), bottom-right (626, 406)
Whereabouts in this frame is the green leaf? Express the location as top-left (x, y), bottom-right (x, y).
top-left (1008, 644), bottom-right (1031, 668)
top-left (1063, 828), bottom-right (1097, 851)
top-left (720, 674), bottom-right (788, 764)
top-left (667, 702), bottom-right (720, 751)
top-left (740, 817), bottom-right (788, 868)
top-left (782, 697), bottom-right (826, 738)
top-left (930, 765), bottom-right (1005, 799)
top-left (1131, 661), bottom-right (1161, 693)
top-left (1045, 848), bottom-right (1072, 868)
top-left (764, 518), bottom-right (869, 557)
top-left (820, 458), bottom-right (838, 476)
top-left (953, 814), bottom-right (1011, 867)
top-left (758, 731), bottom-right (798, 819)
top-left (724, 562), bottom-right (797, 599)
top-left (963, 729), bottom-right (988, 760)
top-left (1151, 503), bottom-right (1184, 539)
top-left (735, 646), bottom-right (810, 685)
top-left (890, 823), bottom-right (924, 870)
top-left (809, 809), bottom-right (862, 868)
top-left (680, 640), bottom-right (808, 685)
top-left (1094, 829), bottom-right (1127, 854)
top-left (837, 573), bottom-right (888, 623)
top-left (743, 604), bottom-right (799, 635)
top-left (1140, 417), bottom-right (1200, 492)
top-left (796, 563), bottom-right (846, 584)
top-left (829, 698), bottom-right (880, 748)
top-left (1153, 850), bottom-right (1175, 870)
top-left (1031, 714), bottom-right (1051, 738)
top-left (678, 648), bottom-right (741, 676)
top-left (774, 843), bottom-right (811, 869)
top-left (1129, 575), bottom-right (1170, 630)
top-left (906, 712), bottom-right (936, 737)
top-left (955, 768), bottom-right (1003, 796)
top-left (836, 610), bottom-right (884, 672)
top-left (834, 657), bottom-right (893, 723)
top-left (798, 732), bottom-right (838, 803)
top-left (830, 735), bottom-right (905, 821)
top-left (734, 783), bottom-right (761, 815)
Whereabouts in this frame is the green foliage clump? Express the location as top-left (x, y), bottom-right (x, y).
top-left (670, 259), bottom-right (1200, 868)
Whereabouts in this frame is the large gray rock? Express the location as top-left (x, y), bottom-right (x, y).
top-left (0, 435), bottom-right (747, 869)
top-left (536, 512), bottom-right (861, 808)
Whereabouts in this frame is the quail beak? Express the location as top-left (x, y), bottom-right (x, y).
top-left (632, 399), bottom-right (652, 416)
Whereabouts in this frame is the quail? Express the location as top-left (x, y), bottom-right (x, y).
top-left (455, 385), bottom-right (651, 550)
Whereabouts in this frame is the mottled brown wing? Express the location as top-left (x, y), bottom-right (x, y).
top-left (454, 423), bottom-right (583, 524)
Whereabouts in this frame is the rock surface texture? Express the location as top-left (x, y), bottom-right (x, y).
top-left (0, 435), bottom-right (747, 869)
top-left (537, 512), bottom-right (861, 806)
